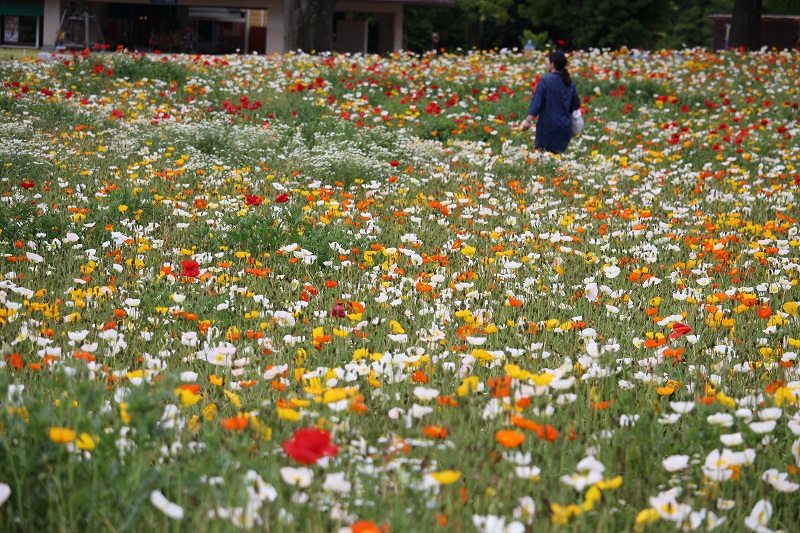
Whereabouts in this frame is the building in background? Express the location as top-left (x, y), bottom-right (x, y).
top-left (1, 3), bottom-right (44, 49)
top-left (1, 0), bottom-right (452, 55)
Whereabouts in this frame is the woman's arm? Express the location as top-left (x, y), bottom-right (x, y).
top-left (570, 84), bottom-right (580, 113)
top-left (521, 79), bottom-right (546, 130)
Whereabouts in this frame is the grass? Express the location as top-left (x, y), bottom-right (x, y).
top-left (0, 48), bottom-right (38, 60)
top-left (0, 47), bottom-right (799, 533)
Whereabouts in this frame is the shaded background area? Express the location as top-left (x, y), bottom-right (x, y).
top-left (404, 0), bottom-right (799, 53)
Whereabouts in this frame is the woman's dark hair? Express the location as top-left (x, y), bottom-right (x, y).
top-left (548, 51), bottom-right (572, 86)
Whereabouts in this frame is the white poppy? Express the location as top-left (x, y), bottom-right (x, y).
top-left (387, 407), bottom-right (405, 419)
top-left (273, 310), bottom-right (296, 327)
top-left (602, 265), bottom-right (621, 278)
top-left (758, 408), bottom-right (782, 420)
top-left (150, 490), bottom-right (184, 519)
top-left (662, 455), bottom-right (690, 472)
top-left (180, 331), bottom-right (198, 347)
top-left (649, 491), bottom-right (691, 522)
top-left (322, 472), bottom-right (352, 493)
top-left (669, 401), bottom-right (695, 414)
top-left (513, 496), bottom-right (536, 524)
top-left (514, 466), bottom-right (542, 480)
top-left (0, 483), bottom-right (10, 507)
top-left (472, 514), bottom-right (525, 533)
top-left (707, 412), bottom-right (734, 427)
top-left (584, 282), bottom-right (599, 301)
top-left (762, 469), bottom-right (799, 493)
top-left (720, 433), bottom-right (743, 446)
top-left (263, 365), bottom-right (288, 380)
top-left (559, 455), bottom-right (605, 491)
top-left (67, 330), bottom-right (90, 342)
top-left (409, 404), bottom-right (434, 418)
top-left (279, 466), bottom-right (313, 487)
top-left (744, 499), bottom-right (773, 532)
top-left (748, 420), bottom-right (777, 434)
top-left (413, 387), bottom-right (440, 401)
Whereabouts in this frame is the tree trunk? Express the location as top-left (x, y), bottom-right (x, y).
top-left (728, 0), bottom-right (762, 50)
top-left (284, 0), bottom-right (337, 53)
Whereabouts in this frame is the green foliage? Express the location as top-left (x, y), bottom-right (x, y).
top-left (414, 0), bottom-right (797, 51)
top-left (520, 30), bottom-right (551, 50)
top-left (108, 54), bottom-right (193, 88)
top-left (404, 6), bottom-right (470, 52)
top-left (1, 47), bottom-right (800, 533)
top-left (0, 203), bottom-right (64, 243)
top-left (459, 0), bottom-right (515, 28)
top-left (518, 0), bottom-right (669, 50)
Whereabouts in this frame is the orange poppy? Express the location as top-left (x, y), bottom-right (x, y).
top-left (511, 415), bottom-right (540, 432)
top-left (411, 369), bottom-right (429, 383)
top-left (422, 425), bottom-right (448, 438)
top-left (538, 424), bottom-right (559, 441)
top-left (220, 414), bottom-right (249, 431)
top-left (351, 521), bottom-right (384, 533)
top-left (495, 429), bottom-right (525, 448)
top-left (755, 306), bottom-right (772, 319)
top-left (416, 282), bottom-right (433, 293)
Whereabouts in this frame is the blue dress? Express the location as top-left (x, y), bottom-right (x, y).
top-left (527, 72), bottom-right (580, 153)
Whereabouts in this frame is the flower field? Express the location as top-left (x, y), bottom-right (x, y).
top-left (0, 46), bottom-right (799, 532)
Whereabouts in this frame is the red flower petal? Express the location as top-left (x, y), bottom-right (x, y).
top-left (282, 427), bottom-right (338, 465)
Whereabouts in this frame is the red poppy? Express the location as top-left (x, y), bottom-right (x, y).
top-left (282, 427), bottom-right (338, 465)
top-left (331, 303), bottom-right (345, 318)
top-left (246, 194), bottom-right (263, 206)
top-left (668, 322), bottom-right (692, 339)
top-left (20, 179), bottom-right (35, 189)
top-left (275, 193), bottom-right (289, 203)
top-left (181, 260), bottom-right (200, 277)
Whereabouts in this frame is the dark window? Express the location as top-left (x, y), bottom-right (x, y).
top-left (1, 15), bottom-right (40, 47)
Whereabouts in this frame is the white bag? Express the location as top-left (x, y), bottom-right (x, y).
top-left (570, 109), bottom-right (584, 136)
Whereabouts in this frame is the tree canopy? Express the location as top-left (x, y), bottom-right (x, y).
top-left (404, 0), bottom-right (799, 52)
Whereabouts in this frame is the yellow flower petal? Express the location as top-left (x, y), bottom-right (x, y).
top-left (430, 470), bottom-right (461, 484)
top-left (49, 427), bottom-right (76, 444)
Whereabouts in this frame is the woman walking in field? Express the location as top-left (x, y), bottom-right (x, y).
top-left (520, 51), bottom-right (580, 154)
